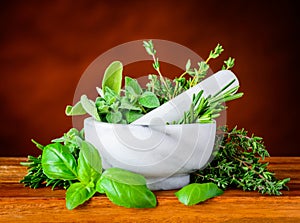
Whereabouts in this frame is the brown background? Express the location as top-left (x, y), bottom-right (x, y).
top-left (0, 0), bottom-right (299, 156)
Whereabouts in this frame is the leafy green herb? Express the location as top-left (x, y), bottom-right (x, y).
top-left (97, 168), bottom-right (157, 208)
top-left (66, 182), bottom-right (96, 210)
top-left (222, 57), bottom-right (235, 70)
top-left (102, 61), bottom-right (123, 95)
top-left (191, 127), bottom-right (290, 195)
top-left (41, 143), bottom-right (78, 180)
top-left (175, 183), bottom-right (223, 206)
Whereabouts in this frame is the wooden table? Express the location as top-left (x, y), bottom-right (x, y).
top-left (0, 157), bottom-right (299, 222)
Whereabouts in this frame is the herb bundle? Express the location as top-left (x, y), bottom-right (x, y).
top-left (21, 40), bottom-right (289, 210)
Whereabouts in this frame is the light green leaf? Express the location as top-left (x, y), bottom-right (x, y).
top-left (65, 101), bottom-right (87, 116)
top-left (41, 143), bottom-right (77, 180)
top-left (80, 95), bottom-right (101, 121)
top-left (102, 61), bottom-right (123, 95)
top-left (77, 150), bottom-right (101, 184)
top-left (66, 182), bottom-right (96, 210)
top-left (138, 91), bottom-right (160, 108)
top-left (119, 98), bottom-right (142, 111)
top-left (175, 183), bottom-right (223, 206)
top-left (80, 140), bottom-right (102, 175)
top-left (106, 111), bottom-right (122, 123)
top-left (101, 168), bottom-right (146, 185)
top-left (125, 111), bottom-right (143, 123)
top-left (125, 77), bottom-right (143, 96)
top-left (185, 59), bottom-right (191, 71)
top-left (98, 168), bottom-right (156, 208)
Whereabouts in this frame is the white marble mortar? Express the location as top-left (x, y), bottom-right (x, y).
top-left (84, 117), bottom-right (216, 190)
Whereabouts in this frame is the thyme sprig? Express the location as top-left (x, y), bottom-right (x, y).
top-left (191, 127), bottom-right (290, 195)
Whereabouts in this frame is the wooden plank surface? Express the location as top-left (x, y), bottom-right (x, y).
top-left (0, 157), bottom-right (299, 223)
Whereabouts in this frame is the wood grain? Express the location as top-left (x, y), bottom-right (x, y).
top-left (0, 157), bottom-right (299, 222)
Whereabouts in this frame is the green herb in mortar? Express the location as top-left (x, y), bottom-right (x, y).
top-left (20, 40), bottom-right (289, 210)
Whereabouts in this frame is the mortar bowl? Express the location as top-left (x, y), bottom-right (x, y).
top-left (84, 117), bottom-right (216, 190)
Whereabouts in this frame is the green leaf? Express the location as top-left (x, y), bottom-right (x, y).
top-left (119, 98), bottom-right (142, 111)
top-left (101, 168), bottom-right (146, 185)
top-left (65, 101), bottom-right (87, 116)
top-left (125, 77), bottom-right (143, 96)
top-left (66, 182), bottom-right (96, 210)
top-left (80, 141), bottom-right (102, 175)
top-left (95, 98), bottom-right (109, 114)
top-left (175, 183), bottom-right (223, 206)
top-left (41, 143), bottom-right (77, 180)
top-left (185, 59), bottom-right (191, 71)
top-left (106, 111), bottom-right (122, 123)
top-left (80, 95), bottom-right (101, 121)
top-left (138, 91), bottom-right (160, 108)
top-left (77, 150), bottom-right (101, 184)
top-left (98, 168), bottom-right (156, 208)
top-left (125, 111), bottom-right (144, 123)
top-left (102, 61), bottom-right (123, 95)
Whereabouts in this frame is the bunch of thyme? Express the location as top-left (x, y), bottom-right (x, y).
top-left (191, 127), bottom-right (290, 195)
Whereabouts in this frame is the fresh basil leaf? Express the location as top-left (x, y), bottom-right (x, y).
top-left (80, 141), bottom-right (102, 174)
top-left (65, 101), bottom-right (87, 116)
top-left (102, 61), bottom-right (123, 95)
top-left (125, 111), bottom-right (143, 123)
top-left (41, 143), bottom-right (77, 180)
top-left (138, 91), bottom-right (160, 108)
top-left (66, 182), bottom-right (96, 210)
top-left (125, 77), bottom-right (142, 96)
top-left (98, 168), bottom-right (156, 208)
top-left (101, 168), bottom-right (146, 185)
top-left (175, 183), bottom-right (223, 206)
top-left (106, 111), bottom-right (122, 123)
top-left (77, 150), bottom-right (101, 184)
top-left (80, 95), bottom-right (101, 121)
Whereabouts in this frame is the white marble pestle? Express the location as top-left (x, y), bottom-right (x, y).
top-left (132, 70), bottom-right (239, 125)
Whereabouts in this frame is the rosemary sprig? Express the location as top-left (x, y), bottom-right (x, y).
top-left (173, 80), bottom-right (243, 124)
top-left (191, 127), bottom-right (290, 195)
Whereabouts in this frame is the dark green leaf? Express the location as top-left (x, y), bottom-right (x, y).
top-left (102, 61), bottom-right (123, 95)
top-left (138, 91), bottom-right (160, 108)
top-left (41, 143), bottom-right (77, 180)
top-left (175, 183), bottom-right (223, 206)
top-left (66, 182), bottom-right (96, 210)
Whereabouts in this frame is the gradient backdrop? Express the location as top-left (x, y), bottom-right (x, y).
top-left (0, 0), bottom-right (299, 156)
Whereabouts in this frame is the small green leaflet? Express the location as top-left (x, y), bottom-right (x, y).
top-left (80, 95), bottom-right (101, 121)
top-left (66, 182), bottom-right (96, 210)
top-left (97, 168), bottom-right (156, 208)
top-left (102, 61), bottom-right (123, 95)
top-left (138, 91), bottom-right (160, 108)
top-left (175, 183), bottom-right (223, 206)
top-left (41, 143), bottom-right (77, 180)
